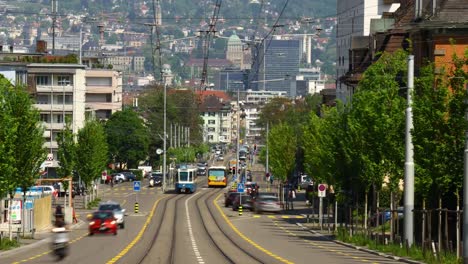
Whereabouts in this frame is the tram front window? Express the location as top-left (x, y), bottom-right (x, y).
top-left (180, 172), bottom-right (188, 181)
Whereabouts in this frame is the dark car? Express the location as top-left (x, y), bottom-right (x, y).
top-left (88, 211), bottom-right (118, 236)
top-left (232, 194), bottom-right (253, 211)
top-left (121, 172), bottom-right (136, 182)
top-left (224, 192), bottom-right (241, 207)
top-left (149, 172), bottom-right (162, 187)
top-left (197, 168), bottom-right (207, 176)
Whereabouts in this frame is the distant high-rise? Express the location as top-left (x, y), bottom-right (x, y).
top-left (251, 39), bottom-right (300, 95)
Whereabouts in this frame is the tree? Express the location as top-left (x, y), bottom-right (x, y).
top-left (0, 75), bottom-right (46, 238)
top-left (105, 108), bottom-right (149, 169)
top-left (267, 122), bottom-right (296, 183)
top-left (75, 119), bottom-right (108, 190)
top-left (57, 118), bottom-right (76, 193)
top-left (0, 77), bottom-right (19, 199)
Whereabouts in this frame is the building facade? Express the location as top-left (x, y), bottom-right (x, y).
top-left (251, 39), bottom-right (301, 95)
top-left (336, 0), bottom-right (400, 103)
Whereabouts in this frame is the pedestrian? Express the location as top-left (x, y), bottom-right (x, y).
top-left (289, 188), bottom-right (296, 210)
top-left (72, 206), bottom-right (78, 224)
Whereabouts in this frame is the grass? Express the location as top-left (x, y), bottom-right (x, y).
top-left (0, 238), bottom-right (20, 250)
top-left (86, 198), bottom-right (101, 210)
top-left (335, 228), bottom-right (461, 264)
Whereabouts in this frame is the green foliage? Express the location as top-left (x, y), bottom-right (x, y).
top-left (334, 228), bottom-right (460, 264)
top-left (105, 108), bottom-right (149, 169)
top-left (57, 118), bottom-right (76, 179)
top-left (0, 237), bottom-right (20, 250)
top-left (268, 123), bottom-right (296, 182)
top-left (75, 119), bottom-right (108, 189)
top-left (0, 75), bottom-right (46, 198)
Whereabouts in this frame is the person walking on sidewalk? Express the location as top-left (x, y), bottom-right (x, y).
top-left (288, 188), bottom-right (296, 210)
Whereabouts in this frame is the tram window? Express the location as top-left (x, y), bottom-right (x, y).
top-left (179, 172), bottom-right (188, 181)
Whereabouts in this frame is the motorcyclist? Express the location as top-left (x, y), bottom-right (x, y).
top-left (52, 205), bottom-right (69, 260)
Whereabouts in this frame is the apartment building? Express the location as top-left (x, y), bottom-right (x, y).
top-left (336, 0), bottom-right (400, 103)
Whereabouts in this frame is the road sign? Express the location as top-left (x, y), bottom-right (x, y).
top-left (101, 170), bottom-right (107, 181)
top-left (133, 181), bottom-right (141, 192)
top-left (237, 183), bottom-right (245, 193)
top-left (318, 183), bottom-right (326, 197)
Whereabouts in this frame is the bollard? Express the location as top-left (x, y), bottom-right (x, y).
top-left (239, 205), bottom-right (243, 216)
top-left (134, 202), bottom-right (139, 214)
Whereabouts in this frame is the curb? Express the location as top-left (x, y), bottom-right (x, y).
top-left (0, 220), bottom-right (85, 258)
top-left (296, 222), bottom-right (425, 264)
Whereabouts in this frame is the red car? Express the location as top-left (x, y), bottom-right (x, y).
top-left (88, 211), bottom-right (118, 236)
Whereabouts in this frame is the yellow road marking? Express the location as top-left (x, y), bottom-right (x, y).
top-left (214, 193), bottom-right (294, 264)
top-left (11, 233), bottom-right (88, 264)
top-left (106, 196), bottom-right (165, 264)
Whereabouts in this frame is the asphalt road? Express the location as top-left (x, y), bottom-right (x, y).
top-left (0, 167), bottom-right (403, 264)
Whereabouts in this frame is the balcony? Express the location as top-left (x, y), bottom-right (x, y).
top-left (34, 104), bottom-right (74, 112)
top-left (42, 122), bottom-right (66, 130)
top-left (36, 85), bottom-right (74, 93)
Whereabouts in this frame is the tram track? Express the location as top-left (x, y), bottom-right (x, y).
top-left (135, 194), bottom-right (182, 264)
top-left (194, 188), bottom-right (265, 264)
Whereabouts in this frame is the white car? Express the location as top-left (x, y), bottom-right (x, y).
top-left (98, 201), bottom-right (126, 229)
top-left (112, 173), bottom-right (126, 183)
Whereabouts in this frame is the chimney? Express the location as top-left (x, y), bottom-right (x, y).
top-left (36, 40), bottom-right (47, 53)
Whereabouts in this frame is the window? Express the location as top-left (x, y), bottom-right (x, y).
top-left (208, 112), bottom-right (216, 117)
top-left (36, 76), bottom-right (50, 85)
top-left (57, 75), bottom-right (72, 85)
top-left (208, 120), bottom-right (215, 125)
top-left (208, 135), bottom-right (214, 140)
top-left (208, 127), bottom-right (215, 132)
top-left (40, 114), bottom-right (50, 122)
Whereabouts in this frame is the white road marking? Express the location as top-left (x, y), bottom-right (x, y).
top-left (185, 192), bottom-right (205, 264)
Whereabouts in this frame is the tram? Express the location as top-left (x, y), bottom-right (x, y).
top-left (175, 165), bottom-right (197, 194)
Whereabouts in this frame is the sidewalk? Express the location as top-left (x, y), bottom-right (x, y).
top-left (281, 191), bottom-right (424, 264)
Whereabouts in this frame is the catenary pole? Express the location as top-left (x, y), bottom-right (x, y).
top-left (404, 55), bottom-right (414, 246)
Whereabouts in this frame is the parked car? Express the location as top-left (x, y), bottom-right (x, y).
top-left (88, 211), bottom-right (118, 236)
top-left (121, 172), bottom-right (136, 182)
top-left (370, 207), bottom-right (404, 226)
top-left (224, 192), bottom-right (241, 207)
top-left (112, 173), bottom-right (126, 183)
top-left (252, 195), bottom-right (282, 213)
top-left (232, 194), bottom-right (253, 211)
top-left (97, 200), bottom-right (126, 228)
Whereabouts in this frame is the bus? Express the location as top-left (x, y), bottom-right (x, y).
top-left (175, 165), bottom-right (197, 193)
top-left (207, 166), bottom-right (228, 188)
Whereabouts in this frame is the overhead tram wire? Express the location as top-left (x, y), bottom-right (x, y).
top-left (199, 0), bottom-right (222, 92)
top-left (246, 0), bottom-right (291, 90)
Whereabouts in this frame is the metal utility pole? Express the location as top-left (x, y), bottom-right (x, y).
top-left (51, 0), bottom-right (57, 54)
top-left (236, 88), bottom-right (240, 182)
top-left (404, 55), bottom-right (415, 246)
top-left (163, 83), bottom-right (167, 193)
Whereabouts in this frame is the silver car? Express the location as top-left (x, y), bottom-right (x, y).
top-left (98, 201), bottom-right (126, 228)
top-left (253, 195), bottom-right (281, 213)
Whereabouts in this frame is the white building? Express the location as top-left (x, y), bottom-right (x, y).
top-left (336, 0), bottom-right (400, 103)
top-left (242, 90), bottom-right (287, 143)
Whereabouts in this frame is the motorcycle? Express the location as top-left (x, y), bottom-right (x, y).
top-left (51, 227), bottom-right (69, 260)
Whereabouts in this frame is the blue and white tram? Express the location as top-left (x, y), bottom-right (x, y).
top-left (175, 166), bottom-right (198, 194)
